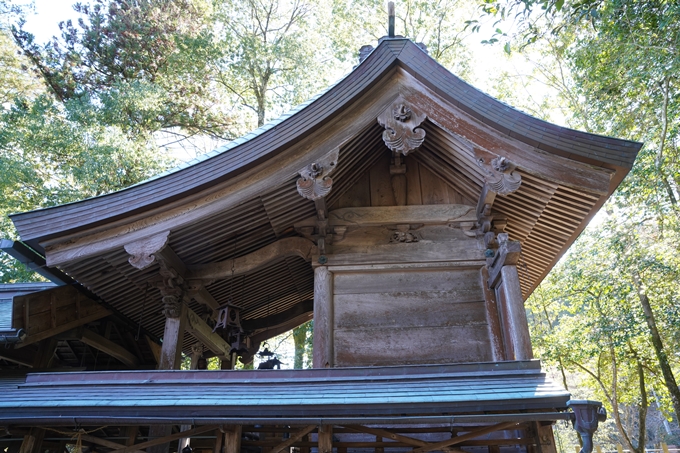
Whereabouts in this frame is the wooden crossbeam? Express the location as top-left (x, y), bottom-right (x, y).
top-left (81, 435), bottom-right (145, 453)
top-left (269, 425), bottom-right (317, 453)
top-left (186, 237), bottom-right (316, 281)
top-left (111, 425), bottom-right (217, 453)
top-left (412, 421), bottom-right (519, 453)
top-left (81, 328), bottom-right (139, 367)
top-left (341, 425), bottom-right (465, 453)
top-left (185, 306), bottom-right (231, 358)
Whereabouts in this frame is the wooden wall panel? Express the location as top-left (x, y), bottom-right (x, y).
top-left (369, 152), bottom-right (396, 206)
top-left (334, 151), bottom-right (471, 210)
top-left (332, 268), bottom-right (491, 367)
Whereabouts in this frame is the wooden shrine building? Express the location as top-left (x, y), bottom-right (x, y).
top-left (0, 35), bottom-right (639, 453)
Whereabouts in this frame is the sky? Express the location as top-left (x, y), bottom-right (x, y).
top-left (18, 0), bottom-right (567, 161)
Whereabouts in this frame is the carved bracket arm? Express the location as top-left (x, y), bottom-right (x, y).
top-left (124, 231), bottom-right (170, 270)
top-left (297, 148), bottom-right (339, 201)
top-left (487, 233), bottom-right (522, 289)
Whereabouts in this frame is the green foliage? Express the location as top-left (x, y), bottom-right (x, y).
top-left (12, 0), bottom-right (233, 139)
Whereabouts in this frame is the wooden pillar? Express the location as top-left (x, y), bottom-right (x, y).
top-left (224, 426), bottom-right (242, 453)
top-left (19, 428), bottom-right (45, 453)
top-left (313, 266), bottom-right (333, 368)
top-left (318, 425), bottom-right (333, 453)
top-left (158, 304), bottom-right (187, 370)
top-left (375, 436), bottom-right (384, 453)
top-left (213, 429), bottom-right (225, 453)
top-left (486, 233), bottom-right (532, 361)
top-left (481, 266), bottom-right (506, 361)
top-left (498, 265), bottom-right (533, 360)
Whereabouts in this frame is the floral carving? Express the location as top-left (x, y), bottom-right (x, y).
top-left (377, 98), bottom-right (426, 155)
top-left (296, 148), bottom-right (339, 200)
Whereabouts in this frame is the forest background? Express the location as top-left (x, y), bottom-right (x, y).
top-left (1, 0), bottom-right (679, 452)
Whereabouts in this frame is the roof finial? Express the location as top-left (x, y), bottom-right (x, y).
top-left (388, 1), bottom-right (395, 38)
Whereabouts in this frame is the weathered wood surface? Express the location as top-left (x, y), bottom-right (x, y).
top-left (224, 426), bottom-right (242, 453)
top-left (81, 328), bottom-right (139, 367)
top-left (80, 435), bottom-right (145, 453)
top-left (186, 237), bottom-right (316, 281)
top-left (158, 305), bottom-right (187, 370)
top-left (184, 307), bottom-right (231, 359)
top-left (333, 268), bottom-right (483, 295)
top-left (313, 266), bottom-right (333, 368)
top-left (411, 422), bottom-right (520, 453)
top-left (481, 267), bottom-right (506, 361)
top-left (18, 428), bottom-right (44, 453)
top-left (13, 285), bottom-right (111, 348)
top-left (334, 325), bottom-right (491, 366)
top-left (332, 267), bottom-right (491, 366)
top-left (270, 425), bottom-right (317, 453)
top-left (318, 425), bottom-right (333, 453)
top-left (325, 240), bottom-right (485, 266)
top-left (497, 265), bottom-right (533, 360)
top-left (113, 426), bottom-right (217, 453)
top-left (322, 204), bottom-right (476, 228)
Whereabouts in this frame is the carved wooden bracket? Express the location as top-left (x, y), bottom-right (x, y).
top-left (477, 156), bottom-right (522, 195)
top-left (124, 231), bottom-right (170, 270)
top-left (377, 97), bottom-right (426, 155)
top-left (296, 148), bottom-right (339, 200)
top-left (486, 233), bottom-right (522, 289)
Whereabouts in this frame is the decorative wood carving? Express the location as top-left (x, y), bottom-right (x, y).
top-left (378, 97), bottom-right (426, 155)
top-left (477, 156), bottom-right (522, 195)
top-left (296, 148), bottom-right (339, 200)
top-left (390, 225), bottom-right (419, 243)
top-left (124, 231), bottom-right (170, 270)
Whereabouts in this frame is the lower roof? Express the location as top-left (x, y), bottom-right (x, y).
top-left (0, 360), bottom-right (571, 426)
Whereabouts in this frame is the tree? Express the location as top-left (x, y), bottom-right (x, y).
top-left (213, 0), bottom-right (333, 128)
top-left (12, 0), bottom-right (234, 142)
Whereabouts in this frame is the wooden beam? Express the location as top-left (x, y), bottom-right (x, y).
top-left (341, 426), bottom-right (464, 453)
top-left (270, 426), bottom-right (317, 453)
top-left (249, 312), bottom-right (313, 346)
top-left (411, 422), bottom-right (519, 453)
top-left (111, 426), bottom-right (218, 453)
top-left (313, 266), bottom-right (332, 369)
top-left (81, 435), bottom-right (145, 453)
top-left (296, 205), bottom-right (477, 229)
top-left (81, 328), bottom-right (139, 367)
top-left (186, 237), bottom-right (316, 281)
top-left (185, 306), bottom-right (231, 359)
top-left (241, 300), bottom-right (313, 331)
top-left (32, 338), bottom-right (57, 368)
top-left (191, 286), bottom-right (220, 311)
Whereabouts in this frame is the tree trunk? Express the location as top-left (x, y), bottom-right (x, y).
top-left (293, 323), bottom-right (307, 369)
top-left (633, 272), bottom-right (680, 423)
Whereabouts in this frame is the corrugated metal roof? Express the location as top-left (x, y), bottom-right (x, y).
top-left (0, 360), bottom-right (570, 424)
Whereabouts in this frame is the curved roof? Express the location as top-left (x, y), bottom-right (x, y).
top-left (6, 39), bottom-right (642, 347)
top-left (11, 38), bottom-right (641, 249)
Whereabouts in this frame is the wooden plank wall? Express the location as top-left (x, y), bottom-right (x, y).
top-left (332, 268), bottom-right (492, 367)
top-left (333, 152), bottom-right (475, 209)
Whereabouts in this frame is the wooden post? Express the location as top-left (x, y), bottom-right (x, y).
top-left (158, 304), bottom-right (187, 370)
top-left (19, 428), bottom-right (45, 453)
top-left (213, 429), bottom-right (225, 453)
top-left (481, 266), bottom-right (506, 361)
top-left (498, 265), bottom-right (533, 360)
top-left (224, 426), bottom-right (242, 453)
top-left (313, 266), bottom-right (333, 368)
top-left (375, 436), bottom-right (384, 453)
top-left (318, 425), bottom-right (333, 453)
